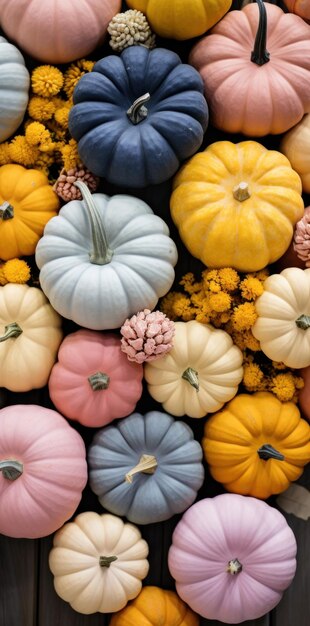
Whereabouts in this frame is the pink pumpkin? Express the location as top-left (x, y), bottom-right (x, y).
top-left (0, 0), bottom-right (122, 63)
top-left (48, 329), bottom-right (143, 427)
top-left (0, 404), bottom-right (87, 538)
top-left (168, 494), bottom-right (297, 624)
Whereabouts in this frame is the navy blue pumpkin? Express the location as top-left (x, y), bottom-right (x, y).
top-left (69, 46), bottom-right (209, 188)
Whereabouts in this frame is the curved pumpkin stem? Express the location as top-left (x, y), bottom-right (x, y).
top-left (0, 201), bottom-right (14, 220)
top-left (74, 181), bottom-right (113, 266)
top-left (0, 460), bottom-right (23, 481)
top-left (0, 322), bottom-right (23, 343)
top-left (127, 93), bottom-right (151, 125)
top-left (182, 367), bottom-right (199, 392)
top-left (125, 454), bottom-right (158, 484)
top-left (250, 0), bottom-right (270, 66)
top-left (257, 443), bottom-right (285, 461)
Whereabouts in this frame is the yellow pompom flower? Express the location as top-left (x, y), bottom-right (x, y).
top-left (60, 139), bottom-right (80, 170)
top-left (3, 259), bottom-right (31, 284)
top-left (232, 302), bottom-right (257, 331)
top-left (243, 362), bottom-right (265, 391)
top-left (218, 267), bottom-right (240, 292)
top-left (242, 330), bottom-right (261, 351)
top-left (63, 59), bottom-right (95, 98)
top-left (270, 372), bottom-right (296, 402)
top-left (54, 107), bottom-right (70, 127)
top-left (179, 272), bottom-right (201, 295)
top-left (8, 136), bottom-right (39, 166)
top-left (209, 291), bottom-right (231, 313)
top-left (0, 265), bottom-right (8, 285)
top-left (25, 122), bottom-right (52, 146)
top-left (253, 269), bottom-right (270, 282)
top-left (240, 276), bottom-right (264, 300)
top-left (28, 96), bottom-right (56, 121)
top-left (31, 65), bottom-right (64, 97)
top-left (0, 142), bottom-right (11, 166)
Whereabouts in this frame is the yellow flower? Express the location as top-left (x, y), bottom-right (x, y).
top-left (35, 152), bottom-right (55, 176)
top-left (54, 106), bottom-right (70, 128)
top-left (232, 302), bottom-right (257, 331)
top-left (269, 372), bottom-right (296, 402)
top-left (240, 276), bottom-right (264, 300)
top-left (253, 269), bottom-right (270, 282)
top-left (63, 59), bottom-right (95, 98)
top-left (191, 291), bottom-right (206, 308)
top-left (3, 259), bottom-right (31, 284)
top-left (8, 136), bottom-right (39, 166)
top-left (218, 267), bottom-right (240, 292)
top-left (242, 330), bottom-right (261, 351)
top-left (46, 119), bottom-right (68, 140)
top-left (60, 139), bottom-right (79, 170)
top-left (31, 65), bottom-right (64, 97)
top-left (25, 122), bottom-right (53, 147)
top-left (294, 376), bottom-right (304, 390)
top-left (0, 142), bottom-right (11, 166)
top-left (172, 294), bottom-right (195, 320)
top-left (243, 362), bottom-right (265, 391)
top-left (209, 291), bottom-right (231, 313)
top-left (179, 272), bottom-right (202, 295)
top-left (0, 265), bottom-right (8, 285)
top-left (271, 361), bottom-right (287, 370)
top-left (231, 331), bottom-right (247, 351)
top-left (28, 96), bottom-right (56, 121)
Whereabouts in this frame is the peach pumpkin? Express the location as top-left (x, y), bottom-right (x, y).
top-left (281, 114), bottom-right (310, 194)
top-left (189, 0), bottom-right (310, 136)
top-left (48, 329), bottom-right (143, 427)
top-left (283, 0), bottom-right (310, 22)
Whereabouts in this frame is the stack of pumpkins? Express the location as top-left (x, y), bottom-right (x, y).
top-left (0, 1), bottom-right (310, 624)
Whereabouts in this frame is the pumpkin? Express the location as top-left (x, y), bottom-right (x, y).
top-left (144, 321), bottom-right (243, 418)
top-left (110, 586), bottom-right (199, 626)
top-left (281, 114), bottom-right (310, 193)
top-left (125, 0), bottom-right (232, 40)
top-left (298, 367), bottom-right (310, 421)
top-left (0, 0), bottom-right (122, 64)
top-left (283, 0), bottom-right (310, 22)
top-left (252, 268), bottom-right (310, 368)
top-left (0, 37), bottom-right (29, 142)
top-left (170, 141), bottom-right (304, 272)
top-left (0, 284), bottom-right (62, 392)
top-left (48, 329), bottom-right (143, 427)
top-left (168, 493), bottom-right (297, 623)
top-left (35, 182), bottom-right (178, 330)
top-left (49, 511), bottom-right (149, 614)
top-left (189, 0), bottom-right (310, 136)
top-left (0, 164), bottom-right (59, 260)
top-left (0, 404), bottom-right (87, 538)
top-left (68, 46), bottom-right (209, 187)
top-left (203, 392), bottom-right (310, 499)
top-left (88, 411), bottom-right (204, 525)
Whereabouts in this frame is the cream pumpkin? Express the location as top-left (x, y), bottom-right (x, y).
top-left (49, 512), bottom-right (149, 614)
top-left (281, 114), bottom-right (310, 194)
top-left (144, 320), bottom-right (243, 418)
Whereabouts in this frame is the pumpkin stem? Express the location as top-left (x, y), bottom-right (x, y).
top-left (74, 181), bottom-right (113, 265)
top-left (295, 314), bottom-right (310, 330)
top-left (258, 443), bottom-right (285, 461)
top-left (125, 454), bottom-right (158, 484)
top-left (99, 555), bottom-right (118, 568)
top-left (250, 0), bottom-right (270, 66)
top-left (233, 182), bottom-right (251, 202)
top-left (88, 372), bottom-right (110, 390)
top-left (182, 367), bottom-right (199, 392)
top-left (0, 460), bottom-right (23, 481)
top-left (0, 201), bottom-right (14, 220)
top-left (227, 559), bottom-right (242, 575)
top-left (127, 93), bottom-right (151, 125)
top-left (0, 322), bottom-right (23, 343)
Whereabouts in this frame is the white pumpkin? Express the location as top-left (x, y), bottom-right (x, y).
top-left (0, 37), bottom-right (29, 142)
top-left (252, 267), bottom-right (310, 368)
top-left (49, 511), bottom-right (149, 614)
top-left (35, 182), bottom-right (178, 330)
top-left (144, 320), bottom-right (244, 418)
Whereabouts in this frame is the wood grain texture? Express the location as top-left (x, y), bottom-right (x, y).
top-left (0, 536), bottom-right (37, 626)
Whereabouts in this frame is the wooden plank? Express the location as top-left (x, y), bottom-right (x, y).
top-left (0, 536), bottom-right (38, 626)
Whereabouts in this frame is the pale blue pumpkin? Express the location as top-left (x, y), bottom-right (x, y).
top-left (88, 411), bottom-right (205, 525)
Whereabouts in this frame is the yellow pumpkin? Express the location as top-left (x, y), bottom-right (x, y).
top-left (203, 392), bottom-right (310, 499)
top-left (0, 164), bottom-right (59, 260)
top-left (281, 113), bottom-right (310, 193)
top-left (126, 0), bottom-right (232, 40)
top-left (110, 586), bottom-right (199, 625)
top-left (170, 141), bottom-right (304, 272)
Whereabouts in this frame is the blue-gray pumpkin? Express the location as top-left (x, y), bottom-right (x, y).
top-left (88, 411), bottom-right (205, 524)
top-left (68, 46), bottom-right (209, 188)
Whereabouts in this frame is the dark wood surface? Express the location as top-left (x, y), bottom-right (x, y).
top-left (0, 1), bottom-right (309, 625)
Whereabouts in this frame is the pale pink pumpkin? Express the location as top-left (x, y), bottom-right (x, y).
top-left (48, 329), bottom-right (143, 427)
top-left (168, 494), bottom-right (297, 624)
top-left (0, 404), bottom-right (87, 539)
top-left (189, 1), bottom-right (310, 136)
top-left (0, 0), bottom-right (122, 63)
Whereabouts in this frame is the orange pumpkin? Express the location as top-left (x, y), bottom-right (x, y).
top-left (110, 586), bottom-right (199, 625)
top-left (283, 0), bottom-right (310, 22)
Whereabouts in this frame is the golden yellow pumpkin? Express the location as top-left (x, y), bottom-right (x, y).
top-left (110, 586), bottom-right (199, 625)
top-left (203, 392), bottom-right (310, 499)
top-left (0, 164), bottom-right (59, 260)
top-left (170, 141), bottom-right (304, 272)
top-left (126, 0), bottom-right (232, 40)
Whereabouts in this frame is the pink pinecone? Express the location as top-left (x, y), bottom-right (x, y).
top-left (293, 207), bottom-right (310, 266)
top-left (53, 164), bottom-right (99, 201)
top-left (120, 309), bottom-right (175, 364)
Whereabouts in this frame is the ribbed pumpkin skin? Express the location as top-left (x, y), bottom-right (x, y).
top-left (0, 0), bottom-right (122, 63)
top-left (0, 37), bottom-right (29, 142)
top-left (88, 411), bottom-right (204, 524)
top-left (69, 46), bottom-right (208, 188)
top-left (49, 512), bottom-right (149, 614)
top-left (203, 392), bottom-right (310, 499)
top-left (189, 3), bottom-right (310, 136)
top-left (48, 329), bottom-right (143, 427)
top-left (0, 164), bottom-right (59, 260)
top-left (168, 494), bottom-right (297, 623)
top-left (110, 586), bottom-right (199, 625)
top-left (284, 0), bottom-right (310, 21)
top-left (0, 284), bottom-right (63, 392)
top-left (126, 0), bottom-right (232, 40)
top-left (281, 114), bottom-right (310, 193)
top-left (170, 141), bottom-right (304, 272)
top-left (0, 404), bottom-right (87, 538)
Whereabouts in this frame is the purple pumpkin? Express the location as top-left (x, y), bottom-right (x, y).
top-left (168, 494), bottom-right (297, 624)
